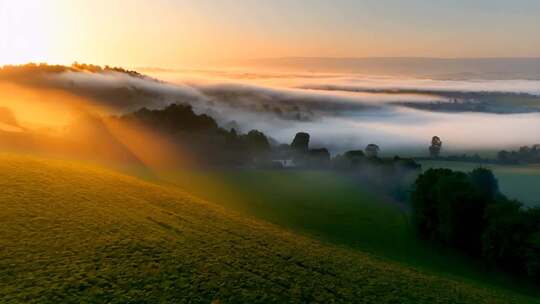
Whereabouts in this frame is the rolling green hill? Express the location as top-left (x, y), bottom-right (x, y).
top-left (0, 154), bottom-right (537, 303)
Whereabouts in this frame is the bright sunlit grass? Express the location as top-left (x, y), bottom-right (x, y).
top-left (0, 154), bottom-right (535, 303)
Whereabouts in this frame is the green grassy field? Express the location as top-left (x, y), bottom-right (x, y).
top-left (163, 169), bottom-right (539, 298)
top-left (420, 161), bottom-right (540, 207)
top-left (1, 154), bottom-right (538, 303)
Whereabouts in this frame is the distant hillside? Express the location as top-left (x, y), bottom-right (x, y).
top-left (0, 63), bottom-right (183, 113)
top-left (0, 154), bottom-right (536, 303)
top-left (243, 57), bottom-right (540, 79)
top-left (0, 62), bottom-right (148, 81)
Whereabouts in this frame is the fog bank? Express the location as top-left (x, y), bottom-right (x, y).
top-left (1, 65), bottom-right (539, 155)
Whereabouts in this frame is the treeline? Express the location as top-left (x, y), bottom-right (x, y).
top-left (271, 132), bottom-right (421, 200)
top-left (498, 145), bottom-right (540, 164)
top-left (0, 62), bottom-right (147, 79)
top-left (116, 103), bottom-right (423, 197)
top-left (417, 135), bottom-right (540, 165)
top-left (419, 149), bottom-right (540, 165)
top-left (118, 104), bottom-right (271, 166)
top-left (417, 154), bottom-right (497, 164)
top-left (412, 168), bottom-right (540, 282)
top-left (274, 132), bottom-right (419, 171)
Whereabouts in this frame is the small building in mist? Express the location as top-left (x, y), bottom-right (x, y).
top-left (272, 159), bottom-right (296, 168)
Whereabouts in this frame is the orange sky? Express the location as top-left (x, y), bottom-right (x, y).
top-left (1, 0), bottom-right (540, 68)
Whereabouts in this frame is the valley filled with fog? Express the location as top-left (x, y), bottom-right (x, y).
top-left (1, 64), bottom-right (539, 157)
top-left (145, 69), bottom-right (540, 155)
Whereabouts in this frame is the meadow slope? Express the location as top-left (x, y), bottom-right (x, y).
top-left (0, 155), bottom-right (537, 303)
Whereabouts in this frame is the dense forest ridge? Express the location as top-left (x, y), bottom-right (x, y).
top-left (0, 62), bottom-right (149, 79)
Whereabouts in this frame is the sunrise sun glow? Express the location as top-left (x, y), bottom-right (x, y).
top-left (2, 0), bottom-right (540, 68)
top-left (0, 1), bottom-right (55, 65)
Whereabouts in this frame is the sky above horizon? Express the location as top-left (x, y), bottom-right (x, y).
top-left (1, 0), bottom-right (540, 68)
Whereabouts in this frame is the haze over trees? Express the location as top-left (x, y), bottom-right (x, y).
top-left (498, 145), bottom-right (540, 164)
top-left (365, 144), bottom-right (380, 158)
top-left (118, 103), bottom-right (271, 166)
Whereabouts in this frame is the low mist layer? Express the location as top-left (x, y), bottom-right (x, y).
top-left (1, 64), bottom-right (539, 158)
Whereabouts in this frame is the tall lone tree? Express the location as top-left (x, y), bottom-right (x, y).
top-left (365, 144), bottom-right (380, 158)
top-left (429, 136), bottom-right (443, 158)
top-left (291, 132), bottom-right (310, 153)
